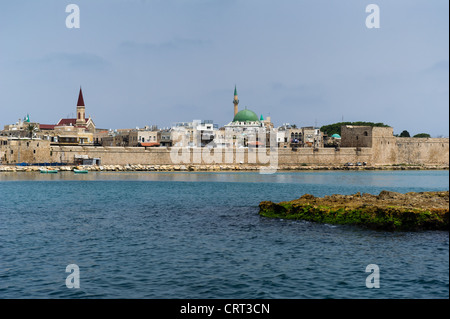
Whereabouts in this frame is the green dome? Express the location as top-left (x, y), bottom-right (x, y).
top-left (331, 134), bottom-right (341, 138)
top-left (233, 108), bottom-right (259, 122)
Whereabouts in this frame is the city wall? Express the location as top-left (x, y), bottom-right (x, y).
top-left (395, 138), bottom-right (449, 165)
top-left (47, 146), bottom-right (373, 166)
top-left (1, 135), bottom-right (448, 167)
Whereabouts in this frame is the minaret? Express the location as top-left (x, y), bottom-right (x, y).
top-left (76, 87), bottom-right (86, 126)
top-left (233, 85), bottom-right (239, 116)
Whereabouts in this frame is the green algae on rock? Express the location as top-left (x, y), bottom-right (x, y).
top-left (259, 191), bottom-right (449, 231)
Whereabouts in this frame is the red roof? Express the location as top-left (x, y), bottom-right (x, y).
top-left (248, 141), bottom-right (264, 146)
top-left (140, 142), bottom-right (160, 147)
top-left (39, 124), bottom-right (56, 130)
top-left (77, 87), bottom-right (85, 106)
top-left (56, 118), bottom-right (89, 126)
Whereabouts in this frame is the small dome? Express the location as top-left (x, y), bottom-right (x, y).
top-left (233, 108), bottom-right (259, 122)
top-left (331, 134), bottom-right (341, 138)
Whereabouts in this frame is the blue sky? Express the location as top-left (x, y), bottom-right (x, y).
top-left (0, 0), bottom-right (448, 136)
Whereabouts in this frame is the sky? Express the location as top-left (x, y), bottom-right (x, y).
top-left (0, 0), bottom-right (448, 136)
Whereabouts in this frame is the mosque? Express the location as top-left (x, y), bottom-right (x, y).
top-left (224, 86), bottom-right (272, 130)
top-left (223, 86), bottom-right (273, 147)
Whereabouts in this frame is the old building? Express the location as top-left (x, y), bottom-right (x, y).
top-left (13, 88), bottom-right (97, 145)
top-left (170, 120), bottom-right (218, 147)
top-left (224, 86), bottom-right (271, 148)
top-left (100, 128), bottom-right (161, 147)
top-left (301, 126), bottom-right (323, 148)
top-left (2, 116), bottom-right (40, 139)
top-left (159, 129), bottom-right (172, 147)
top-left (56, 88), bottom-right (96, 132)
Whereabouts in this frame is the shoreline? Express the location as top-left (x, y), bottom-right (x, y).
top-left (0, 164), bottom-right (449, 172)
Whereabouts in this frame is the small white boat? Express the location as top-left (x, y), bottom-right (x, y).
top-left (73, 169), bottom-right (88, 174)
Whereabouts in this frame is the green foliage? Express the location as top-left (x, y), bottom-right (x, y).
top-left (27, 124), bottom-right (36, 138)
top-left (413, 133), bottom-right (431, 138)
top-left (320, 121), bottom-right (390, 136)
top-left (399, 130), bottom-right (410, 137)
top-left (259, 203), bottom-right (448, 231)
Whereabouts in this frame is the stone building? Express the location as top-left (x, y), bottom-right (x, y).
top-left (224, 86), bottom-right (272, 148)
top-left (39, 88), bottom-right (97, 134)
top-left (159, 129), bottom-right (172, 147)
top-left (170, 120), bottom-right (218, 147)
top-left (301, 126), bottom-right (323, 148)
top-left (2, 116), bottom-right (40, 139)
top-left (340, 125), bottom-right (378, 148)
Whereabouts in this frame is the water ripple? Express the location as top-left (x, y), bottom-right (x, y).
top-left (0, 171), bottom-right (448, 298)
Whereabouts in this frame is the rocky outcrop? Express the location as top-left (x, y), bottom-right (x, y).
top-left (259, 191), bottom-right (449, 231)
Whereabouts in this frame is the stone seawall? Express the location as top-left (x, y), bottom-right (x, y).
top-left (1, 137), bottom-right (448, 166)
top-left (1, 163), bottom-right (448, 172)
top-left (47, 146), bottom-right (373, 166)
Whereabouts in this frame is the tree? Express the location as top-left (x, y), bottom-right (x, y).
top-left (413, 133), bottom-right (431, 138)
top-left (291, 124), bottom-right (297, 129)
top-left (399, 130), bottom-right (410, 137)
top-left (27, 124), bottom-right (36, 138)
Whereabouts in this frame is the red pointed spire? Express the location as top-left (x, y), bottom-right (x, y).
top-left (77, 87), bottom-right (85, 106)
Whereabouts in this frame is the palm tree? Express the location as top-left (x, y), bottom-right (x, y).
top-left (27, 124), bottom-right (36, 139)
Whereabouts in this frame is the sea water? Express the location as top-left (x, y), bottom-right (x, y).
top-left (0, 170), bottom-right (448, 298)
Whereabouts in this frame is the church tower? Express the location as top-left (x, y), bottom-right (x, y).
top-left (233, 85), bottom-right (239, 117)
top-left (76, 87), bottom-right (86, 127)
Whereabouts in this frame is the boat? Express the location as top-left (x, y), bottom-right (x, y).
top-left (40, 169), bottom-right (58, 173)
top-left (73, 169), bottom-right (88, 174)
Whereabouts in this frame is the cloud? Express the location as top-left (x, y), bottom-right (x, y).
top-left (421, 60), bottom-right (449, 80)
top-left (30, 52), bottom-right (110, 69)
top-left (119, 37), bottom-right (212, 53)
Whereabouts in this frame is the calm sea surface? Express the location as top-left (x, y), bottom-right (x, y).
top-left (0, 170), bottom-right (448, 299)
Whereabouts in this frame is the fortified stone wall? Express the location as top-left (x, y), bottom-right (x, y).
top-left (395, 138), bottom-right (449, 165)
top-left (0, 135), bottom-right (448, 166)
top-left (366, 126), bottom-right (449, 165)
top-left (47, 145), bottom-right (372, 165)
top-left (369, 127), bottom-right (397, 165)
top-left (277, 147), bottom-right (372, 165)
top-left (340, 126), bottom-right (376, 148)
top-left (0, 139), bottom-right (51, 164)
